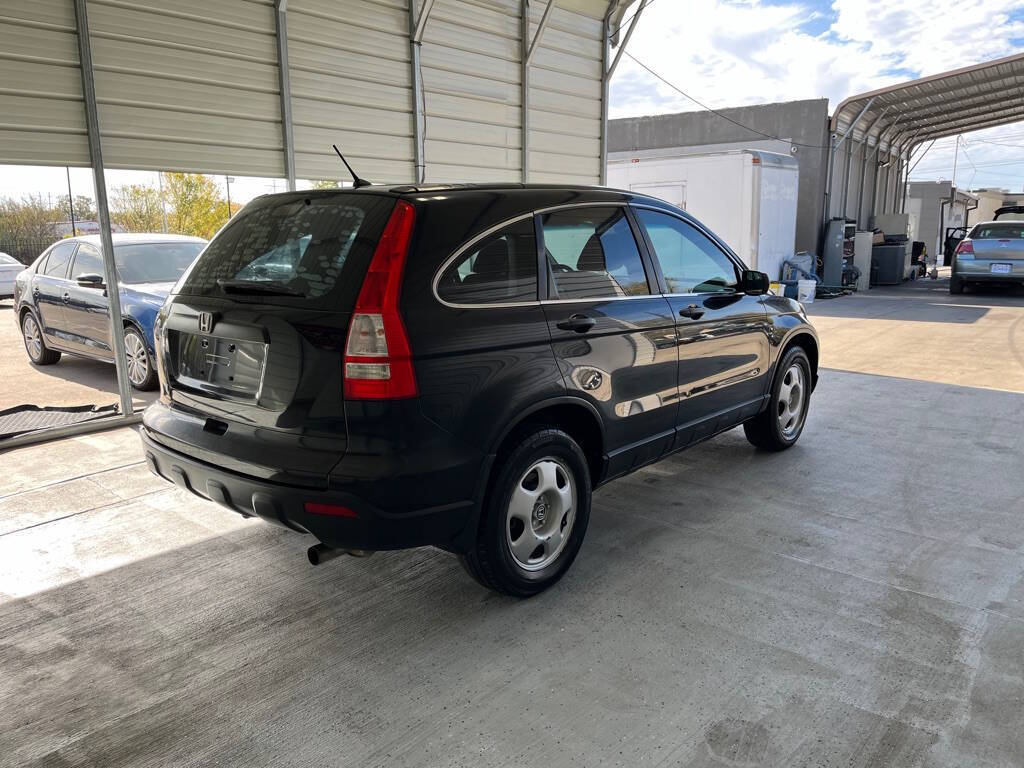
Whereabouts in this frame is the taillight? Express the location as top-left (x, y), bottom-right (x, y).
top-left (344, 199), bottom-right (418, 399)
top-left (956, 239), bottom-right (974, 257)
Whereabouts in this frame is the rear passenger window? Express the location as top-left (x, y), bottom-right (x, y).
top-left (542, 207), bottom-right (650, 299)
top-left (437, 218), bottom-right (538, 305)
top-left (43, 242), bottom-right (76, 278)
top-left (635, 209), bottom-right (737, 294)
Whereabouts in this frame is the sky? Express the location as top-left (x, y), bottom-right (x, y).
top-left (3, 0), bottom-right (1024, 203)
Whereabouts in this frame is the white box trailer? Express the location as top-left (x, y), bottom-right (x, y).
top-left (607, 149), bottom-right (800, 281)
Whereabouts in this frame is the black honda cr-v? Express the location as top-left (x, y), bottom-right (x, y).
top-left (141, 184), bottom-right (818, 596)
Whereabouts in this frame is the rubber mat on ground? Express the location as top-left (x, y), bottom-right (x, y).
top-left (0, 403), bottom-right (119, 440)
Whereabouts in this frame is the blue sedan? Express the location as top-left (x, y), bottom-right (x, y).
top-left (13, 233), bottom-right (206, 390)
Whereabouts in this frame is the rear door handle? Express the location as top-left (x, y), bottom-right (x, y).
top-left (556, 314), bottom-right (596, 333)
top-left (679, 304), bottom-right (705, 320)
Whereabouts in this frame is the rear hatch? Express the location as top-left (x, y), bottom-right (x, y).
top-left (969, 222), bottom-right (1024, 269)
top-left (151, 191), bottom-right (398, 487)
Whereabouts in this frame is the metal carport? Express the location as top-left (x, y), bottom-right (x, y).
top-left (824, 52), bottom-right (1024, 232)
top-left (0, 0), bottom-right (643, 445)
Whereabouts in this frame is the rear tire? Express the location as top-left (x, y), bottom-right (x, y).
top-left (949, 274), bottom-right (964, 294)
top-left (21, 311), bottom-right (60, 365)
top-left (744, 346), bottom-right (812, 452)
top-left (460, 427), bottom-right (591, 597)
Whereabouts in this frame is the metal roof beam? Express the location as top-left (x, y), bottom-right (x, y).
top-left (905, 101), bottom-right (1024, 137)
top-left (918, 108), bottom-right (1024, 143)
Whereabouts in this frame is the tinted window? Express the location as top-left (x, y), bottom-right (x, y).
top-left (177, 193), bottom-right (393, 308)
top-left (636, 209), bottom-right (737, 294)
top-left (115, 242), bottom-right (204, 284)
top-left (972, 223), bottom-right (1024, 239)
top-left (71, 244), bottom-right (104, 278)
top-left (542, 207), bottom-right (650, 299)
top-left (437, 218), bottom-right (538, 304)
top-left (42, 242), bottom-right (76, 278)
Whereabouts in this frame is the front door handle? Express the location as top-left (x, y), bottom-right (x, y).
top-left (62, 292), bottom-right (71, 304)
top-left (556, 314), bottom-right (596, 333)
top-left (679, 304), bottom-right (705, 320)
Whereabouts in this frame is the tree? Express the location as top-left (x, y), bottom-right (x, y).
top-left (164, 172), bottom-right (228, 239)
top-left (58, 194), bottom-right (97, 222)
top-left (0, 194), bottom-right (61, 242)
top-left (110, 184), bottom-right (164, 233)
top-left (311, 179), bottom-right (339, 189)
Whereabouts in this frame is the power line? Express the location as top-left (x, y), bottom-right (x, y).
top-left (622, 52), bottom-right (831, 149)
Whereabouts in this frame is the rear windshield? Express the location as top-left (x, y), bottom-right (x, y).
top-left (116, 242), bottom-right (205, 284)
top-left (971, 223), bottom-right (1024, 239)
top-left (174, 192), bottom-right (395, 308)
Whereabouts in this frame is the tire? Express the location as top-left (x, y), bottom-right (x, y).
top-left (744, 346), bottom-right (812, 452)
top-left (460, 427), bottom-right (591, 597)
top-left (124, 326), bottom-right (158, 391)
top-left (949, 273), bottom-right (964, 294)
top-left (21, 311), bottom-right (60, 365)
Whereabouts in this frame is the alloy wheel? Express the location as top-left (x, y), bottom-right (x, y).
top-left (124, 331), bottom-right (149, 387)
top-left (506, 458), bottom-right (576, 571)
top-left (22, 314), bottom-right (42, 361)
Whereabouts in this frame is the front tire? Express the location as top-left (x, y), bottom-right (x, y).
top-left (460, 427), bottom-right (591, 597)
top-left (124, 326), bottom-right (158, 391)
top-left (21, 311), bottom-right (60, 365)
top-left (744, 346), bottom-right (812, 451)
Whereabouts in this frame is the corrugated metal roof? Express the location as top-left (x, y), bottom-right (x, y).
top-left (831, 52), bottom-right (1024, 155)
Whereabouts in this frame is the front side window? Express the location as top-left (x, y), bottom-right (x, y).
top-left (437, 218), bottom-right (538, 304)
top-left (542, 207), bottom-right (650, 299)
top-left (43, 242), bottom-right (76, 278)
top-left (71, 244), bottom-right (104, 278)
top-left (635, 209), bottom-right (737, 294)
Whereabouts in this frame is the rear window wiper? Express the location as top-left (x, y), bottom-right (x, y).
top-left (217, 279), bottom-right (305, 297)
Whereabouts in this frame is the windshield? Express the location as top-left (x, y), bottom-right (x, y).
top-left (971, 223), bottom-right (1024, 239)
top-left (174, 192), bottom-right (394, 308)
top-left (115, 242), bottom-right (205, 284)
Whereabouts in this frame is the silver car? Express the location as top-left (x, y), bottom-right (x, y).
top-left (950, 220), bottom-right (1024, 294)
top-left (0, 251), bottom-right (24, 299)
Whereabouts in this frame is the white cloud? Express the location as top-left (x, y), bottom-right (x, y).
top-left (611, 0), bottom-right (1024, 115)
top-left (610, 0), bottom-right (1024, 189)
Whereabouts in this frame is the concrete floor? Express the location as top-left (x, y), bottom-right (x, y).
top-left (2, 280), bottom-right (1023, 767)
top-left (0, 299), bottom-right (157, 412)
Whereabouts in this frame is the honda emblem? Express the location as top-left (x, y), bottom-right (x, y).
top-left (198, 311), bottom-right (213, 334)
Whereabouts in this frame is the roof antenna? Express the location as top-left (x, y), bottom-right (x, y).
top-left (332, 145), bottom-right (372, 188)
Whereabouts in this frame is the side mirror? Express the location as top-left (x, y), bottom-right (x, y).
top-left (76, 273), bottom-right (105, 288)
top-left (739, 269), bottom-right (769, 295)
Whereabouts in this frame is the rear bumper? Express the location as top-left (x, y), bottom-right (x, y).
top-left (954, 260), bottom-right (1024, 281)
top-left (140, 427), bottom-right (474, 551)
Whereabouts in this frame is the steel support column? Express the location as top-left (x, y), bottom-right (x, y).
top-left (409, 0), bottom-right (430, 183)
top-left (599, 4), bottom-right (613, 185)
top-left (521, 0), bottom-right (555, 182)
top-left (823, 97), bottom-right (874, 226)
top-left (275, 1), bottom-right (296, 190)
top-left (73, 0), bottom-right (133, 420)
